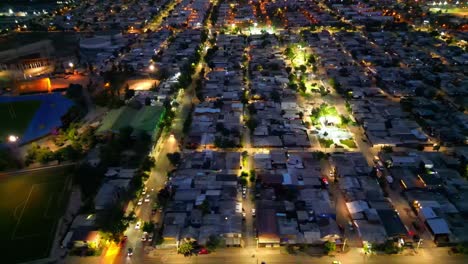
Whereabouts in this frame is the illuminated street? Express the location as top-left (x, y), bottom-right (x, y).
top-left (1, 0), bottom-right (467, 264)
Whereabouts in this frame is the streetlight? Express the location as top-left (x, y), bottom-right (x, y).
top-left (8, 135), bottom-right (18, 143)
top-left (149, 64), bottom-right (155, 71)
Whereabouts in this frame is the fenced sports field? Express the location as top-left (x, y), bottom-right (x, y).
top-left (0, 100), bottom-right (41, 142)
top-left (0, 166), bottom-right (72, 263)
top-left (0, 93), bottom-right (74, 144)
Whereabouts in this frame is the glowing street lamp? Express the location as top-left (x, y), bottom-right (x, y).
top-left (8, 135), bottom-right (18, 143)
top-left (149, 64), bottom-right (155, 71)
top-left (68, 62), bottom-right (74, 68)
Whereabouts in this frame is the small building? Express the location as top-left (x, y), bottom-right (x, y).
top-left (426, 218), bottom-right (451, 244)
top-left (257, 209), bottom-right (280, 247)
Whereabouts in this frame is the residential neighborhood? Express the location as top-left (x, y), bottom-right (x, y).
top-left (0, 0), bottom-right (467, 264)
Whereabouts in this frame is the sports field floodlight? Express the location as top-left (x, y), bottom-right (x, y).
top-left (8, 135), bottom-right (18, 143)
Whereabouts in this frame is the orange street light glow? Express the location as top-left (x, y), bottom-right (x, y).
top-left (103, 242), bottom-right (120, 263)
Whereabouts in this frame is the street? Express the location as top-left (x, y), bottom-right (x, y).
top-left (143, 247), bottom-right (468, 264)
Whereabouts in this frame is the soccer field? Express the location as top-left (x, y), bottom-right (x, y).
top-left (0, 167), bottom-right (72, 263)
top-left (0, 100), bottom-right (42, 143)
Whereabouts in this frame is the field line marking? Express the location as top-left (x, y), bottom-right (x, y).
top-left (8, 103), bottom-right (16, 119)
top-left (13, 233), bottom-right (42, 240)
top-left (13, 200), bottom-right (26, 220)
top-left (43, 174), bottom-right (72, 258)
top-left (11, 184), bottom-right (35, 240)
top-left (44, 195), bottom-right (54, 218)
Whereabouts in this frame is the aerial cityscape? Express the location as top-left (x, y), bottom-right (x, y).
top-left (0, 0), bottom-right (467, 263)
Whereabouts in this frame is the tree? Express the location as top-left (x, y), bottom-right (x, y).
top-left (66, 84), bottom-right (83, 99)
top-left (99, 209), bottom-right (136, 243)
top-left (157, 187), bottom-right (171, 207)
top-left (100, 138), bottom-right (123, 166)
top-left (0, 149), bottom-right (18, 171)
top-left (249, 169), bottom-right (256, 183)
top-left (284, 46), bottom-right (295, 61)
top-left (55, 144), bottom-right (83, 162)
top-left (271, 89), bottom-right (281, 103)
top-left (74, 163), bottom-right (106, 199)
top-left (124, 87), bottom-right (135, 100)
top-left (299, 64), bottom-right (307, 73)
top-left (324, 241), bottom-right (336, 254)
top-left (167, 152), bottom-right (181, 166)
top-left (141, 156), bottom-right (156, 172)
top-left (455, 243), bottom-right (468, 254)
top-left (142, 221), bottom-right (155, 233)
top-left (198, 199), bottom-right (210, 215)
top-left (308, 54), bottom-right (316, 64)
top-left (328, 77), bottom-right (339, 90)
top-left (119, 126), bottom-right (134, 147)
top-left (239, 177), bottom-right (248, 186)
top-left (246, 118), bottom-right (258, 131)
top-left (156, 67), bottom-right (170, 81)
top-left (25, 143), bottom-right (55, 165)
top-left (382, 146), bottom-right (393, 153)
top-left (206, 235), bottom-right (224, 251)
top-left (178, 240), bottom-right (194, 256)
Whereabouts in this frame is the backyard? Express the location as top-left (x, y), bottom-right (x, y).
top-left (0, 166), bottom-right (72, 263)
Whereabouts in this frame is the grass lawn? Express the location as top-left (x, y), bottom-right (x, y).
top-left (0, 166), bottom-right (72, 263)
top-left (340, 139), bottom-right (357, 148)
top-left (0, 100), bottom-right (42, 143)
top-left (318, 137), bottom-right (334, 148)
top-left (430, 7), bottom-right (468, 17)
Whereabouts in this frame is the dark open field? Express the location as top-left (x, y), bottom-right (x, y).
top-left (0, 166), bottom-right (72, 263)
top-left (0, 100), bottom-right (41, 143)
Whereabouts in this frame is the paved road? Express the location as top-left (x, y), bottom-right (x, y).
top-left (144, 247), bottom-right (468, 264)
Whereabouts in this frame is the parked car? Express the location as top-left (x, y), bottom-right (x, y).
top-left (144, 194), bottom-right (151, 203)
top-left (199, 248), bottom-right (209, 255)
top-left (137, 198), bottom-right (143, 205)
top-left (135, 221), bottom-right (141, 230)
top-left (141, 232), bottom-right (148, 241)
top-left (251, 208), bottom-right (256, 217)
top-left (321, 177), bottom-right (329, 188)
top-left (127, 248), bottom-right (133, 257)
top-left (120, 236), bottom-right (128, 246)
top-left (148, 233), bottom-right (153, 242)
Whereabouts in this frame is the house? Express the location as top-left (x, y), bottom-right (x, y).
top-left (257, 209), bottom-right (280, 247)
top-left (162, 225), bottom-right (181, 248)
top-left (426, 218), bottom-right (451, 244)
top-left (94, 179), bottom-right (130, 211)
top-left (376, 210), bottom-right (408, 239)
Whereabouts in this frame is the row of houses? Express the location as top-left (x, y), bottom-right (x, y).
top-left (185, 34), bottom-right (246, 149)
top-left (161, 151), bottom-right (243, 248)
top-left (248, 33), bottom-right (312, 148)
top-left (330, 152), bottom-right (409, 245)
top-left (162, 0), bottom-right (211, 29)
top-left (254, 151), bottom-right (342, 246)
top-left (381, 149), bottom-right (468, 244)
top-left (59, 0), bottom-right (168, 31)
